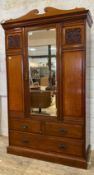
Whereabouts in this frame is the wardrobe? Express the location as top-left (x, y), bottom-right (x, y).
top-left (2, 7), bottom-right (93, 168)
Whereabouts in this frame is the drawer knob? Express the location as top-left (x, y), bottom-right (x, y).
top-left (21, 124), bottom-right (28, 129)
top-left (21, 139), bottom-right (29, 144)
top-left (59, 128), bottom-right (66, 133)
top-left (59, 144), bottom-right (65, 149)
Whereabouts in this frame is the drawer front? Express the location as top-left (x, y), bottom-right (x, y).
top-left (10, 119), bottom-right (42, 134)
top-left (45, 122), bottom-right (83, 139)
top-left (10, 131), bottom-right (83, 157)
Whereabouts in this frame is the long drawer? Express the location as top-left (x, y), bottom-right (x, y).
top-left (9, 131), bottom-right (83, 157)
top-left (9, 119), bottom-right (42, 134)
top-left (45, 122), bottom-right (83, 139)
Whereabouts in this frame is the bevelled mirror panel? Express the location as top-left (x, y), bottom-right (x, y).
top-left (28, 28), bottom-right (57, 117)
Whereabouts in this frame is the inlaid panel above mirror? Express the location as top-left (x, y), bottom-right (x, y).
top-left (28, 28), bottom-right (57, 117)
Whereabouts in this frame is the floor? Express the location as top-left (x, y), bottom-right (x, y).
top-left (0, 136), bottom-right (94, 175)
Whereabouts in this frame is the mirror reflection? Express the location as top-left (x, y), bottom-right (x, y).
top-left (28, 29), bottom-right (57, 116)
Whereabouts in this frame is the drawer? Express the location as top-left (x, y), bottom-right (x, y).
top-left (45, 122), bottom-right (83, 139)
top-left (10, 131), bottom-right (83, 157)
top-left (10, 119), bottom-right (42, 134)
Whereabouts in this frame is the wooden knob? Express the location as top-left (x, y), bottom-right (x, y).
top-left (21, 124), bottom-right (28, 129)
top-left (59, 144), bottom-right (66, 149)
top-left (59, 128), bottom-right (66, 133)
top-left (21, 139), bottom-right (29, 144)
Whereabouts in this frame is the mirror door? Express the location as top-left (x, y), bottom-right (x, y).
top-left (27, 28), bottom-right (57, 117)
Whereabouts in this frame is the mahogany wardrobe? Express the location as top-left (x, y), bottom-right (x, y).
top-left (2, 7), bottom-right (93, 168)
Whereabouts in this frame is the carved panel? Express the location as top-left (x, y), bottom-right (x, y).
top-left (65, 28), bottom-right (81, 45)
top-left (8, 35), bottom-right (21, 49)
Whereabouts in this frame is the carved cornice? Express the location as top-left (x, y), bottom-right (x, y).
top-left (3, 7), bottom-right (87, 22)
top-left (2, 7), bottom-right (93, 29)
